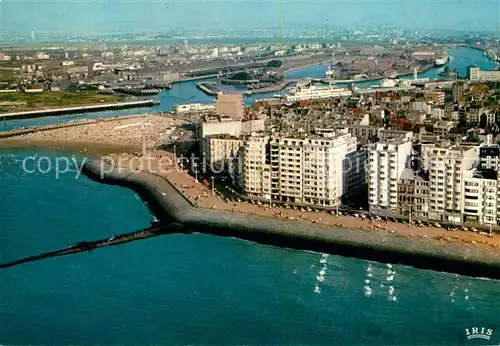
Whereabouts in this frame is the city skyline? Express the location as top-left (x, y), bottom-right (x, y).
top-left (0, 0), bottom-right (499, 38)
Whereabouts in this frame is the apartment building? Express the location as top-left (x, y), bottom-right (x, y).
top-left (462, 169), bottom-right (498, 225)
top-left (398, 168), bottom-right (429, 220)
top-left (480, 144), bottom-right (500, 170)
top-left (238, 134), bottom-right (271, 198)
top-left (424, 91), bottom-right (445, 106)
top-left (378, 129), bottom-right (413, 142)
top-left (411, 101), bottom-right (432, 115)
top-left (468, 66), bottom-right (500, 82)
top-left (433, 121), bottom-right (455, 137)
top-left (199, 116), bottom-right (265, 156)
top-left (367, 136), bottom-right (413, 216)
top-left (205, 135), bottom-right (244, 172)
top-left (452, 82), bottom-right (464, 102)
top-left (238, 130), bottom-right (362, 207)
top-left (200, 117), bottom-right (265, 138)
top-left (215, 93), bottom-right (244, 120)
top-left (331, 125), bottom-right (381, 143)
top-left (424, 142), bottom-right (478, 222)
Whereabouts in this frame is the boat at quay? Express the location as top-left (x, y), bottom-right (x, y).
top-left (284, 84), bottom-right (352, 101)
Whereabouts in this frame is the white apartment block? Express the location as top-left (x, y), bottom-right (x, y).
top-left (205, 135), bottom-right (244, 171)
top-left (462, 170), bottom-right (498, 226)
top-left (430, 107), bottom-right (445, 120)
top-left (199, 117), bottom-right (265, 156)
top-left (433, 121), bottom-right (455, 137)
top-left (238, 130), bottom-right (362, 207)
top-left (367, 136), bottom-right (413, 215)
top-left (411, 101), bottom-right (432, 115)
top-left (469, 66), bottom-right (500, 82)
top-left (425, 143), bottom-right (478, 223)
top-left (238, 135), bottom-right (271, 198)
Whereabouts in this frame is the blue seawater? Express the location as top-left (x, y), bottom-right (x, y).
top-left (1, 150), bottom-right (499, 345)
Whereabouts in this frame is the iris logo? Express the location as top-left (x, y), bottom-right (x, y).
top-left (465, 327), bottom-right (493, 340)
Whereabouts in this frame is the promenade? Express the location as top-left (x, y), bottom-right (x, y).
top-left (107, 151), bottom-right (500, 254)
top-left (3, 115), bottom-right (499, 255)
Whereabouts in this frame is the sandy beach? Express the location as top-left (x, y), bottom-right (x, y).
top-left (0, 115), bottom-right (184, 153)
top-left (106, 151), bottom-right (500, 255)
top-left (2, 117), bottom-right (499, 255)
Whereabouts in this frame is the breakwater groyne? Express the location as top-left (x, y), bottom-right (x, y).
top-left (82, 159), bottom-right (500, 280)
top-left (0, 99), bottom-right (160, 121)
top-left (0, 224), bottom-right (187, 270)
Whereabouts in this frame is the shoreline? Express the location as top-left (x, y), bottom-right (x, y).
top-left (81, 158), bottom-right (500, 280)
top-left (2, 136), bottom-right (499, 243)
top-left (2, 128), bottom-right (500, 278)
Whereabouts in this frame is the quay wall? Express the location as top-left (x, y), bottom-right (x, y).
top-left (82, 159), bottom-right (500, 280)
top-left (0, 99), bottom-right (159, 121)
top-left (196, 82), bottom-right (218, 96)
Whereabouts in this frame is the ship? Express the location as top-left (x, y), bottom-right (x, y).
top-left (285, 85), bottom-right (352, 102)
top-left (370, 78), bottom-right (398, 89)
top-left (435, 52), bottom-right (450, 67)
top-left (379, 78), bottom-right (397, 88)
top-left (325, 65), bottom-right (334, 78)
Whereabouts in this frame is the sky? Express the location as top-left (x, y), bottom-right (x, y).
top-left (0, 0), bottom-right (498, 37)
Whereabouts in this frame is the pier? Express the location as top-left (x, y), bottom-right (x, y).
top-left (0, 99), bottom-right (160, 121)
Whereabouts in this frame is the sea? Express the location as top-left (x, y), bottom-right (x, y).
top-left (1, 47), bottom-right (500, 345)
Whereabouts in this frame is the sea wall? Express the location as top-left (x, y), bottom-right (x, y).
top-left (82, 159), bottom-right (500, 280)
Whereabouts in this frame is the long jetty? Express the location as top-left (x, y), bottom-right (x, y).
top-left (77, 159), bottom-right (500, 280)
top-left (0, 99), bottom-right (160, 121)
top-left (0, 224), bottom-right (187, 270)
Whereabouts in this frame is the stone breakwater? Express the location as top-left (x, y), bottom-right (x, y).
top-left (82, 159), bottom-right (500, 280)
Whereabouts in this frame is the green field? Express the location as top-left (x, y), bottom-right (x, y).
top-left (0, 90), bottom-right (132, 113)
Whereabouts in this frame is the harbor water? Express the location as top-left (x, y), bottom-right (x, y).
top-left (1, 47), bottom-right (500, 344)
